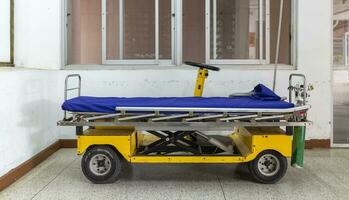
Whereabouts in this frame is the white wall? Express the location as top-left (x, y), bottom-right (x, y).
top-left (0, 69), bottom-right (62, 177)
top-left (0, 0), bottom-right (332, 177)
top-left (14, 0), bottom-right (62, 69)
top-left (0, 0), bottom-right (11, 62)
top-left (295, 0), bottom-right (332, 139)
top-left (0, 0), bottom-right (65, 177)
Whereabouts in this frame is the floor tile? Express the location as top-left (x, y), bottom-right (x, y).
top-left (1, 148), bottom-right (349, 200)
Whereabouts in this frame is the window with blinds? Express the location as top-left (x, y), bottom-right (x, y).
top-left (67, 0), bottom-right (292, 66)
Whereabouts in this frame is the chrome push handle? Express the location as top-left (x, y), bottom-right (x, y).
top-left (64, 74), bottom-right (81, 119)
top-left (288, 74), bottom-right (307, 105)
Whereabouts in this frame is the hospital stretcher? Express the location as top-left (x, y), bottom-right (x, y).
top-left (58, 62), bottom-right (311, 184)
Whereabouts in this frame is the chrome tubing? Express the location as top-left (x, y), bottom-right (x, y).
top-left (289, 73), bottom-right (307, 105)
top-left (272, 0), bottom-right (284, 91)
top-left (64, 74), bottom-right (82, 119)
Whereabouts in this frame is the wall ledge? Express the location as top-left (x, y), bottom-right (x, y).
top-left (62, 64), bottom-right (296, 71)
top-left (0, 67), bottom-right (48, 72)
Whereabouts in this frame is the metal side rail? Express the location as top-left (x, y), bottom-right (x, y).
top-left (58, 104), bottom-right (311, 131)
top-left (57, 121), bottom-right (311, 131)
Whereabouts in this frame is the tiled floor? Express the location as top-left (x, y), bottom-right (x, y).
top-left (1, 148), bottom-right (349, 200)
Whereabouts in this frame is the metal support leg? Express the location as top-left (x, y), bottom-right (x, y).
top-left (291, 126), bottom-right (305, 168)
top-left (286, 126), bottom-right (293, 136)
top-left (76, 126), bottom-right (83, 136)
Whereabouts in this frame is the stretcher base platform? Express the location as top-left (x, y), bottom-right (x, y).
top-left (77, 126), bottom-right (293, 184)
top-left (78, 127), bottom-right (292, 163)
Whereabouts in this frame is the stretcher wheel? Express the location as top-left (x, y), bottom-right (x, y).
top-left (248, 150), bottom-right (287, 184)
top-left (81, 146), bottom-right (121, 184)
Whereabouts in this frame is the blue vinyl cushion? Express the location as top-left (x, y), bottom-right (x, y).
top-left (62, 84), bottom-right (294, 113)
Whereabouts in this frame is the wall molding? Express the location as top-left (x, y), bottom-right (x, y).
top-left (305, 139), bottom-right (331, 149)
top-left (60, 139), bottom-right (77, 148)
top-left (0, 138), bottom-right (330, 192)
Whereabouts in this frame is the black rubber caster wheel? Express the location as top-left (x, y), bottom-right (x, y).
top-left (81, 146), bottom-right (122, 184)
top-left (248, 150), bottom-right (287, 184)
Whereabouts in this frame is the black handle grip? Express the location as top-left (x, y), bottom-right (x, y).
top-left (184, 61), bottom-right (220, 71)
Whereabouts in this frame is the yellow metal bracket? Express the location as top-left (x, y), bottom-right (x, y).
top-left (194, 68), bottom-right (209, 97)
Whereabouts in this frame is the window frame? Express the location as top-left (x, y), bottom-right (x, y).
top-left (102, 0), bottom-right (271, 66)
top-left (101, 0), bottom-right (175, 65)
top-left (0, 0), bottom-right (14, 67)
top-left (205, 0), bottom-right (270, 65)
top-left (333, 20), bottom-right (349, 69)
top-left (332, 0), bottom-right (349, 70)
top-left (63, 0), bottom-right (295, 68)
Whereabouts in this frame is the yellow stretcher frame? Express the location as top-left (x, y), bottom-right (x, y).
top-left (77, 127), bottom-right (292, 164)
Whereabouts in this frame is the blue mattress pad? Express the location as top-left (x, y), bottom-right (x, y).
top-left (62, 84), bottom-right (294, 113)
